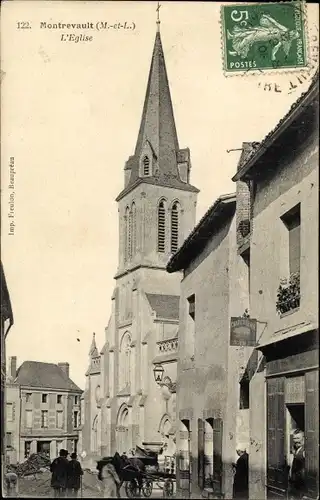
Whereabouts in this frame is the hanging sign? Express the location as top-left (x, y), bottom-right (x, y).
top-left (230, 317), bottom-right (257, 346)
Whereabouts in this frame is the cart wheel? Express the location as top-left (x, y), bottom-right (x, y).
top-left (163, 478), bottom-right (174, 498)
top-left (142, 478), bottom-right (153, 497)
top-left (125, 479), bottom-right (138, 498)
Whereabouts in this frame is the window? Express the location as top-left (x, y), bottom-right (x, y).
top-left (24, 441), bottom-right (31, 458)
top-left (73, 411), bottom-right (79, 428)
top-left (120, 333), bottom-right (131, 389)
top-left (74, 396), bottom-right (78, 405)
top-left (241, 247), bottom-right (251, 307)
top-left (25, 410), bottom-right (33, 428)
top-left (6, 403), bottom-right (13, 422)
top-left (131, 202), bottom-right (136, 257)
top-left (282, 204), bottom-right (301, 276)
top-left (171, 202), bottom-right (180, 253)
top-left (143, 156), bottom-right (150, 176)
top-left (158, 201), bottom-right (166, 252)
top-left (56, 411), bottom-right (63, 429)
top-left (240, 377), bottom-right (250, 410)
top-left (26, 393), bottom-right (32, 403)
top-left (41, 410), bottom-right (48, 428)
top-left (57, 395), bottom-right (62, 404)
top-left (42, 394), bottom-right (48, 403)
top-left (6, 432), bottom-right (12, 448)
top-left (188, 294), bottom-right (195, 320)
top-left (125, 206), bottom-right (131, 262)
top-left (73, 439), bottom-right (78, 453)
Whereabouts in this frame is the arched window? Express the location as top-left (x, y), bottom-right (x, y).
top-left (120, 333), bottom-right (131, 388)
top-left (171, 202), bottom-right (180, 253)
top-left (158, 200), bottom-right (166, 253)
top-left (131, 203), bottom-right (136, 257)
top-left (125, 207), bottom-right (130, 262)
top-left (143, 156), bottom-right (150, 176)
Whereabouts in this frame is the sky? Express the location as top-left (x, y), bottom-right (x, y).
top-left (1, 1), bottom-right (319, 389)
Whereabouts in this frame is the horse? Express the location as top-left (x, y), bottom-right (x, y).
top-left (113, 452), bottom-right (146, 496)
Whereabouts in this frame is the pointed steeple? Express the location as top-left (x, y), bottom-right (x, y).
top-left (116, 21), bottom-right (199, 201)
top-left (134, 30), bottom-right (179, 176)
top-left (89, 332), bottom-right (99, 358)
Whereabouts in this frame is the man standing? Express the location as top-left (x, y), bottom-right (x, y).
top-left (288, 429), bottom-right (306, 500)
top-left (66, 452), bottom-right (84, 498)
top-left (232, 444), bottom-right (249, 500)
top-left (50, 449), bottom-right (69, 498)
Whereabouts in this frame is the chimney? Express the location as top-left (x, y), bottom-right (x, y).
top-left (9, 356), bottom-right (17, 379)
top-left (58, 362), bottom-right (69, 378)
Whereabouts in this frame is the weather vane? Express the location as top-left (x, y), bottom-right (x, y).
top-left (156, 2), bottom-right (161, 31)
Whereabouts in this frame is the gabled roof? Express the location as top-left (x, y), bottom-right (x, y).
top-left (15, 361), bottom-right (82, 392)
top-left (167, 193), bottom-right (236, 273)
top-left (116, 30), bottom-right (198, 201)
top-left (233, 71), bottom-right (319, 182)
top-left (145, 293), bottom-right (180, 320)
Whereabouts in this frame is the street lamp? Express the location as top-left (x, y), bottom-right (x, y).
top-left (153, 364), bottom-right (176, 393)
top-left (153, 364), bottom-right (164, 384)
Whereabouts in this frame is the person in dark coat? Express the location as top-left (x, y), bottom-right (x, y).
top-left (233, 444), bottom-right (249, 500)
top-left (66, 452), bottom-right (83, 498)
top-left (50, 449), bottom-right (69, 498)
top-left (288, 430), bottom-right (306, 500)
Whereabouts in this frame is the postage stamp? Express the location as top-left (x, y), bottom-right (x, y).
top-left (221, 1), bottom-right (308, 74)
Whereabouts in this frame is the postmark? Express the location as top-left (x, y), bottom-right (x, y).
top-left (221, 1), bottom-right (308, 75)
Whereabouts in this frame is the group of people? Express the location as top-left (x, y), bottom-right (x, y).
top-left (232, 429), bottom-right (306, 500)
top-left (50, 450), bottom-right (83, 498)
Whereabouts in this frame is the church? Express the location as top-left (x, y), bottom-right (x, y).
top-left (80, 22), bottom-right (199, 465)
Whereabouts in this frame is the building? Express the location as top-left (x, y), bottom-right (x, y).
top-left (232, 74), bottom-right (319, 499)
top-left (1, 262), bottom-right (14, 477)
top-left (167, 190), bottom-right (256, 499)
top-left (81, 23), bottom-right (199, 465)
top-left (5, 357), bottom-right (83, 463)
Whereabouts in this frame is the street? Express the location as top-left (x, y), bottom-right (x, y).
top-left (14, 469), bottom-right (174, 498)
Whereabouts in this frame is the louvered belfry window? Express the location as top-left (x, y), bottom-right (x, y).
top-left (158, 201), bottom-right (166, 253)
top-left (171, 202), bottom-right (179, 253)
top-left (143, 156), bottom-right (150, 176)
top-left (128, 210), bottom-right (133, 260)
top-left (131, 203), bottom-right (136, 257)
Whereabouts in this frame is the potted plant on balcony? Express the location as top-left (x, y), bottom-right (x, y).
top-left (276, 272), bottom-right (300, 315)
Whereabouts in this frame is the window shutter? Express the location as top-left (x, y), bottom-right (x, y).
top-left (267, 377), bottom-right (287, 498)
top-left (212, 418), bottom-right (223, 494)
top-left (198, 418), bottom-right (205, 489)
top-left (171, 204), bottom-right (179, 253)
top-left (305, 370), bottom-right (319, 499)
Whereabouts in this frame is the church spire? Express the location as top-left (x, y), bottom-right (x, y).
top-left (89, 332), bottom-right (99, 358)
top-left (134, 24), bottom-right (180, 178)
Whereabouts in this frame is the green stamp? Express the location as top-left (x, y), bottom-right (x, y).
top-left (221, 2), bottom-right (308, 73)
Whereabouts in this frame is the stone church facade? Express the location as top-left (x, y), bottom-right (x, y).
top-left (81, 27), bottom-right (199, 464)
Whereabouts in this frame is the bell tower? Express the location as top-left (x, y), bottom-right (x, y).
top-left (115, 25), bottom-right (199, 281)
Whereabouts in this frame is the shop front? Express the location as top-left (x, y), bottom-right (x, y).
top-left (258, 326), bottom-right (319, 500)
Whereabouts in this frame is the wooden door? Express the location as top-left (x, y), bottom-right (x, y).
top-left (305, 370), bottom-right (319, 499)
top-left (267, 377), bottom-right (287, 498)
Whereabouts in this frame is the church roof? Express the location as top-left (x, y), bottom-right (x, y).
top-left (14, 361), bottom-right (82, 392)
top-left (146, 293), bottom-right (180, 320)
top-left (116, 30), bottom-right (198, 201)
top-left (167, 193), bottom-right (236, 273)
